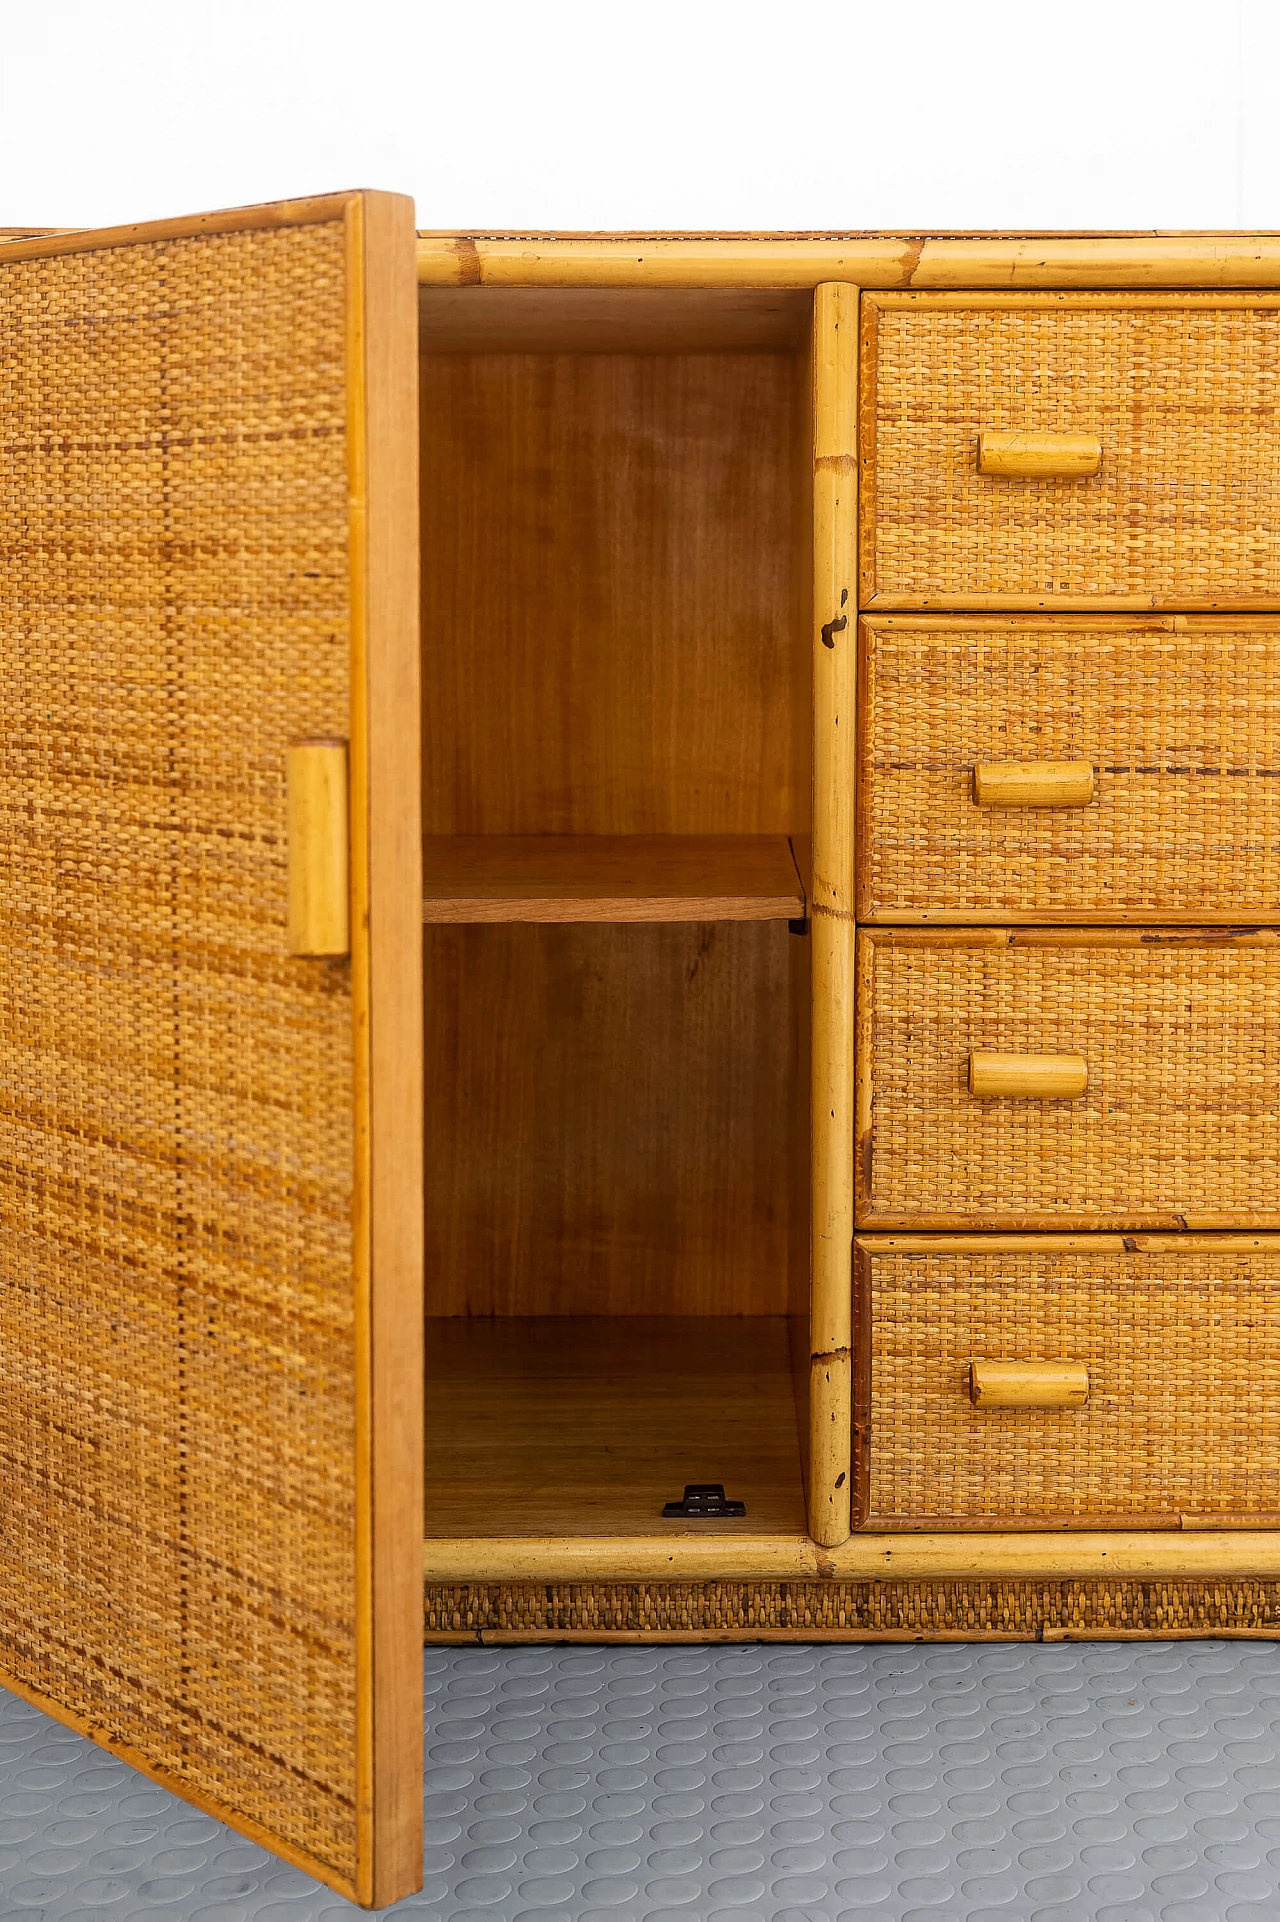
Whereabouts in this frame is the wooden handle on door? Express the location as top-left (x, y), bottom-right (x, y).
top-left (974, 760), bottom-right (1094, 808)
top-left (287, 740), bottom-right (350, 956)
top-left (977, 430), bottom-right (1102, 478)
top-left (969, 1051), bottom-right (1088, 1098)
top-left (970, 1360), bottom-right (1090, 1408)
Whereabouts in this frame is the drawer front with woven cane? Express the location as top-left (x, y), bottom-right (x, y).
top-left (860, 294), bottom-right (1280, 609)
top-left (858, 616), bottom-right (1280, 923)
top-left (853, 1237), bottom-right (1280, 1528)
top-left (856, 928), bottom-right (1280, 1230)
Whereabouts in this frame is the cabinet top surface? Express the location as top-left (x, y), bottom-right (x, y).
top-left (9, 209), bottom-right (1280, 290)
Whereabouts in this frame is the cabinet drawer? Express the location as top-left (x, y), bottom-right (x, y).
top-left (858, 616), bottom-right (1280, 922)
top-left (861, 294), bottom-right (1280, 609)
top-left (857, 929), bottom-right (1280, 1230)
top-left (854, 1236), bottom-right (1280, 1527)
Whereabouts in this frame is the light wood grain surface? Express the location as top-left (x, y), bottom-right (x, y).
top-left (287, 742), bottom-right (350, 955)
top-left (423, 1316), bottom-right (806, 1538)
top-left (423, 920), bottom-right (802, 1316)
top-left (346, 189), bottom-right (424, 1911)
top-left (421, 834), bottom-right (803, 922)
top-left (418, 287), bottom-right (811, 353)
top-left (419, 348), bottom-right (808, 837)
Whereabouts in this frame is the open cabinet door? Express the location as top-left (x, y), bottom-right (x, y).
top-left (0, 193), bottom-right (422, 1906)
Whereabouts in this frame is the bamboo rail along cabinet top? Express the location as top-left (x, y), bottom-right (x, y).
top-left (5, 210), bottom-right (1280, 1906)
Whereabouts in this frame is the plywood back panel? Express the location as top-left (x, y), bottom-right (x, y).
top-left (419, 286), bottom-right (811, 352)
top-left (419, 351), bottom-right (808, 836)
top-left (423, 921), bottom-right (800, 1315)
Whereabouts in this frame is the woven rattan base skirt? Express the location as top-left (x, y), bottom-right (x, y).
top-left (424, 1579), bottom-right (1280, 1642)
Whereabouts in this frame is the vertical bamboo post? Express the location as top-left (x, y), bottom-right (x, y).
top-left (809, 283), bottom-right (858, 1547)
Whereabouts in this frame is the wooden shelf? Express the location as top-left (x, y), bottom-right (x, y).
top-left (422, 834), bottom-right (805, 924)
top-left (423, 1316), bottom-right (806, 1539)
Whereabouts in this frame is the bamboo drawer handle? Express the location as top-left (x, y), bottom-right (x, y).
top-left (974, 760), bottom-right (1094, 808)
top-left (977, 429), bottom-right (1102, 478)
top-left (969, 1360), bottom-right (1090, 1408)
top-left (287, 739), bottom-right (350, 957)
top-left (969, 1050), bottom-right (1088, 1098)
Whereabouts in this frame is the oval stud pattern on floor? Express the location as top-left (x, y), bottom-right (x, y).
top-left (5, 1641), bottom-right (1280, 1918)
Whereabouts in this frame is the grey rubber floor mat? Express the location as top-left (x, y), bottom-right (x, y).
top-left (2, 1639), bottom-right (1279, 1918)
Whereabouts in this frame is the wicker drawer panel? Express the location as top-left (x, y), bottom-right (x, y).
top-left (857, 930), bottom-right (1280, 1229)
top-left (855, 1237), bottom-right (1280, 1526)
top-left (861, 294), bottom-right (1280, 608)
top-left (858, 616), bottom-right (1280, 922)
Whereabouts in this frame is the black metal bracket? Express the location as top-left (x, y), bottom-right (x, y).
top-left (661, 1482), bottom-right (746, 1519)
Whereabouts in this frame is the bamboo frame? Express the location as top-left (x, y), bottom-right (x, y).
top-left (345, 190), bottom-right (423, 1913)
top-left (425, 1625), bottom-right (1280, 1645)
top-left (422, 1526), bottom-right (1280, 1584)
top-left (416, 232), bottom-right (1280, 290)
top-left (414, 237), bottom-right (1280, 1628)
top-left (809, 283), bottom-right (858, 1547)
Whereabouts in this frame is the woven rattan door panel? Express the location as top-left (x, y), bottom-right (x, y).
top-left (858, 615), bottom-right (1280, 922)
top-left (0, 198), bottom-right (421, 1906)
top-left (861, 293), bottom-right (1280, 609)
top-left (854, 1237), bottom-right (1280, 1527)
top-left (857, 929), bottom-right (1280, 1230)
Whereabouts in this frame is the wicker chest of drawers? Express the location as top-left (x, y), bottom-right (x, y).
top-left (855, 287), bottom-right (1280, 1579)
top-left (10, 213), bottom-right (1280, 1902)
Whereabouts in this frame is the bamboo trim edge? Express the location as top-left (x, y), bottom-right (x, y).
top-left (809, 282), bottom-right (858, 1547)
top-left (423, 1528), bottom-right (1280, 1585)
top-left (416, 233), bottom-right (1280, 290)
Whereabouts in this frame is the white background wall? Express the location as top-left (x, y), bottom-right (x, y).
top-left (1, 0), bottom-right (1276, 232)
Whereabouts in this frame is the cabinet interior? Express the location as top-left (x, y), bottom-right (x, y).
top-left (418, 287), bottom-right (813, 1539)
